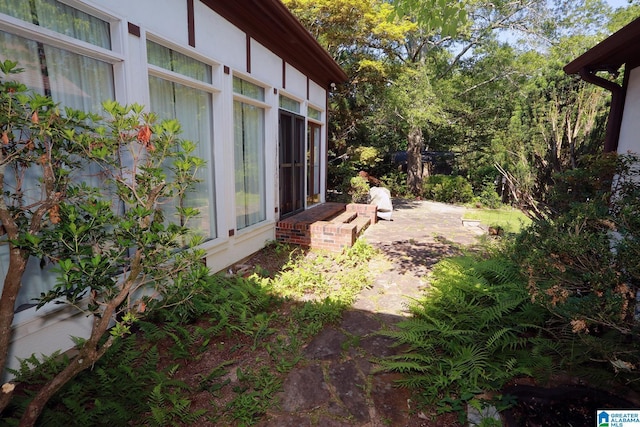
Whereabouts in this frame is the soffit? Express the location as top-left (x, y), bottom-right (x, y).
top-left (201, 0), bottom-right (347, 88)
top-left (564, 17), bottom-right (640, 75)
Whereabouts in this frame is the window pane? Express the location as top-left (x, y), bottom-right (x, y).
top-left (0, 0), bottom-right (30, 20)
top-left (308, 107), bottom-right (321, 121)
top-left (279, 95), bottom-right (300, 114)
top-left (0, 31), bottom-right (114, 113)
top-left (233, 76), bottom-right (264, 101)
top-left (0, 0), bottom-right (111, 49)
top-left (147, 41), bottom-right (212, 83)
top-left (149, 75), bottom-right (216, 239)
top-left (234, 100), bottom-right (265, 229)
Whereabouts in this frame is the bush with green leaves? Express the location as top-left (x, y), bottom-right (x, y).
top-left (544, 153), bottom-right (619, 215)
top-left (349, 174), bottom-right (371, 203)
top-left (0, 60), bottom-right (207, 425)
top-left (511, 153), bottom-right (640, 385)
top-left (422, 174), bottom-right (474, 204)
top-left (380, 171), bottom-right (411, 197)
top-left (146, 272), bottom-right (278, 326)
top-left (380, 256), bottom-right (555, 415)
top-left (475, 180), bottom-right (503, 209)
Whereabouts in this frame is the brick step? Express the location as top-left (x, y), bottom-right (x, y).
top-left (330, 210), bottom-right (358, 224)
top-left (352, 215), bottom-right (371, 235)
top-left (275, 202), bottom-right (378, 252)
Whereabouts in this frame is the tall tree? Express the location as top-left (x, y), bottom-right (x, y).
top-left (283, 0), bottom-right (415, 188)
top-left (383, 63), bottom-right (444, 194)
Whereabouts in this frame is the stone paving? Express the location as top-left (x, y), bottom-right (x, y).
top-left (257, 200), bottom-right (485, 427)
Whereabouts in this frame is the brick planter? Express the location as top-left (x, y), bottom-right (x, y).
top-left (276, 202), bottom-right (377, 252)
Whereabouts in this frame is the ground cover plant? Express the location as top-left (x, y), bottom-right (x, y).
top-left (3, 241), bottom-right (379, 426)
top-left (379, 255), bottom-right (556, 423)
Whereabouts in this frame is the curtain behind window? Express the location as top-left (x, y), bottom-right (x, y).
top-left (234, 101), bottom-right (265, 229)
top-left (149, 75), bottom-right (216, 238)
top-left (0, 29), bottom-right (113, 309)
top-left (0, 0), bottom-right (111, 49)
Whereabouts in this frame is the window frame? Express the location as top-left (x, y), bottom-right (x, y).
top-left (232, 74), bottom-right (270, 231)
top-left (145, 36), bottom-right (221, 241)
top-left (0, 0), bottom-right (125, 311)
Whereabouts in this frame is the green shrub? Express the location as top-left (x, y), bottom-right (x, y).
top-left (147, 271), bottom-right (278, 327)
top-left (511, 153), bottom-right (640, 386)
top-left (380, 256), bottom-right (554, 414)
top-left (380, 171), bottom-right (411, 198)
top-left (349, 175), bottom-right (370, 203)
top-left (545, 153), bottom-right (618, 214)
top-left (327, 160), bottom-right (356, 202)
top-left (422, 175), bottom-right (474, 204)
top-left (475, 180), bottom-right (503, 209)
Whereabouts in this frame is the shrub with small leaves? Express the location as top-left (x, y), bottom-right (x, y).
top-left (422, 175), bottom-right (474, 204)
top-left (512, 153), bottom-right (640, 386)
top-left (349, 175), bottom-right (371, 203)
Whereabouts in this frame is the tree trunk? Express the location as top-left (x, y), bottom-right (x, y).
top-left (0, 246), bottom-right (29, 412)
top-left (406, 126), bottom-right (423, 196)
top-left (19, 249), bottom-right (144, 426)
top-left (18, 298), bottom-right (119, 426)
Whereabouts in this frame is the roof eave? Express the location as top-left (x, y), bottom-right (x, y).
top-left (201, 0), bottom-right (347, 88)
top-left (564, 17), bottom-right (640, 75)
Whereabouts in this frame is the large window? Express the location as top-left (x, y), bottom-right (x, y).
top-left (307, 122), bottom-right (322, 205)
top-left (0, 0), bottom-right (116, 309)
top-left (147, 41), bottom-right (216, 239)
top-left (0, 0), bottom-right (111, 50)
top-left (233, 77), bottom-right (266, 230)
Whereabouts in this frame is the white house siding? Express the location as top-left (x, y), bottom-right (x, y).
top-left (309, 79), bottom-right (327, 110)
top-left (194, 3), bottom-right (246, 72)
top-left (250, 39), bottom-right (282, 85)
top-left (618, 65), bottom-right (640, 155)
top-left (0, 0), bottom-right (331, 374)
top-left (284, 63), bottom-right (308, 96)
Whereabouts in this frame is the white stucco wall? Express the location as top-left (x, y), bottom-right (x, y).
top-left (309, 80), bottom-right (327, 111)
top-left (284, 63), bottom-right (308, 99)
top-left (194, 2), bottom-right (247, 72)
top-left (250, 39), bottom-right (282, 87)
top-left (98, 0), bottom-right (189, 46)
top-left (618, 65), bottom-right (640, 155)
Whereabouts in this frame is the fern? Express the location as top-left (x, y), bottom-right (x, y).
top-left (7, 351), bottom-right (69, 385)
top-left (136, 320), bottom-right (166, 341)
top-left (5, 334), bottom-right (168, 426)
top-left (380, 255), bottom-right (555, 411)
